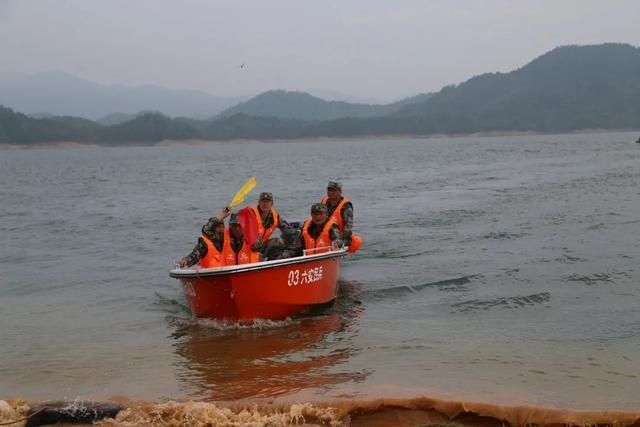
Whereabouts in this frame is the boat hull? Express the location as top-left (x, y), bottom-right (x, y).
top-left (170, 251), bottom-right (345, 320)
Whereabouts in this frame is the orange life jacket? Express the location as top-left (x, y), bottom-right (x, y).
top-left (250, 205), bottom-right (279, 241)
top-left (199, 234), bottom-right (222, 268)
top-left (221, 228), bottom-right (260, 266)
top-left (322, 196), bottom-right (349, 232)
top-left (302, 218), bottom-right (336, 255)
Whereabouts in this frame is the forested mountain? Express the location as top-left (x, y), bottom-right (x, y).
top-left (2, 44), bottom-right (639, 145)
top-left (96, 113), bottom-right (141, 126)
top-left (0, 71), bottom-right (245, 120)
top-left (218, 90), bottom-right (432, 120)
top-left (394, 43), bottom-right (640, 132)
top-left (0, 106), bottom-right (101, 144)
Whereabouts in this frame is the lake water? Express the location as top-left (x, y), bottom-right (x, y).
top-left (1, 132), bottom-right (639, 416)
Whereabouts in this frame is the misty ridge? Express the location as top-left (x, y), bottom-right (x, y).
top-left (0, 70), bottom-right (247, 120)
top-left (0, 71), bottom-right (432, 123)
top-left (1, 43), bottom-right (640, 145)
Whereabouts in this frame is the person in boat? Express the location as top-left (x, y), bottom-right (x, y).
top-left (278, 226), bottom-right (304, 259)
top-left (301, 203), bottom-right (342, 255)
top-left (249, 192), bottom-right (290, 256)
top-left (179, 206), bottom-right (231, 268)
top-left (262, 225), bottom-right (303, 260)
top-left (321, 180), bottom-right (362, 252)
top-left (222, 213), bottom-right (261, 265)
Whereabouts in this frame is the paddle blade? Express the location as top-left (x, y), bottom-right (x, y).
top-left (238, 206), bottom-right (259, 246)
top-left (230, 177), bottom-right (257, 208)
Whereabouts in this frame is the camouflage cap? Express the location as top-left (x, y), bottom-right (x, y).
top-left (310, 203), bottom-right (328, 214)
top-left (327, 180), bottom-right (342, 191)
top-left (259, 192), bottom-right (273, 201)
top-left (228, 213), bottom-right (241, 225)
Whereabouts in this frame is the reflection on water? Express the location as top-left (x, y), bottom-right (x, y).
top-left (170, 282), bottom-right (369, 401)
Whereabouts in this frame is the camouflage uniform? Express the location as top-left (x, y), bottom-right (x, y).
top-left (302, 220), bottom-right (342, 249)
top-left (229, 234), bottom-right (263, 254)
top-left (302, 203), bottom-right (343, 251)
top-left (182, 217), bottom-right (224, 267)
top-left (254, 192), bottom-right (290, 257)
top-left (325, 197), bottom-right (353, 243)
top-left (254, 192), bottom-right (290, 235)
top-left (324, 181), bottom-right (354, 245)
top-left (262, 226), bottom-right (303, 260)
top-left (258, 210), bottom-right (290, 235)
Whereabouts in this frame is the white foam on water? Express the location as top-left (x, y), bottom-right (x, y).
top-left (169, 315), bottom-right (301, 331)
top-left (198, 317), bottom-right (300, 331)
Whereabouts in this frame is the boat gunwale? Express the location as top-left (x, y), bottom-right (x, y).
top-left (169, 248), bottom-right (347, 278)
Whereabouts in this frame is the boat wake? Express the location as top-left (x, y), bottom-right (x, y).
top-left (153, 292), bottom-right (190, 314)
top-left (166, 314), bottom-right (300, 331)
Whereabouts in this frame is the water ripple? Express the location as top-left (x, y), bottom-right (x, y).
top-left (451, 292), bottom-right (551, 312)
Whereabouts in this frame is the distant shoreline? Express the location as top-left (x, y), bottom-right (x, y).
top-left (1, 128), bottom-right (638, 150)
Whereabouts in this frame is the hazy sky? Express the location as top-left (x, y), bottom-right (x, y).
top-left (1, 0), bottom-right (639, 101)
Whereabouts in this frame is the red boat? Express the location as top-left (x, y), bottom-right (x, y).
top-left (170, 248), bottom-right (348, 320)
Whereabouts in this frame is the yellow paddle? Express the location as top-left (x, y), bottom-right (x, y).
top-left (230, 176), bottom-right (257, 208)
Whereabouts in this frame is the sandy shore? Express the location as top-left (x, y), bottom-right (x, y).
top-left (1, 129), bottom-right (637, 150)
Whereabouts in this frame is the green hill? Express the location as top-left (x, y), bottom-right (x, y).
top-left (218, 90), bottom-right (431, 121)
top-left (394, 43), bottom-right (640, 133)
top-left (0, 106), bottom-right (100, 144)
